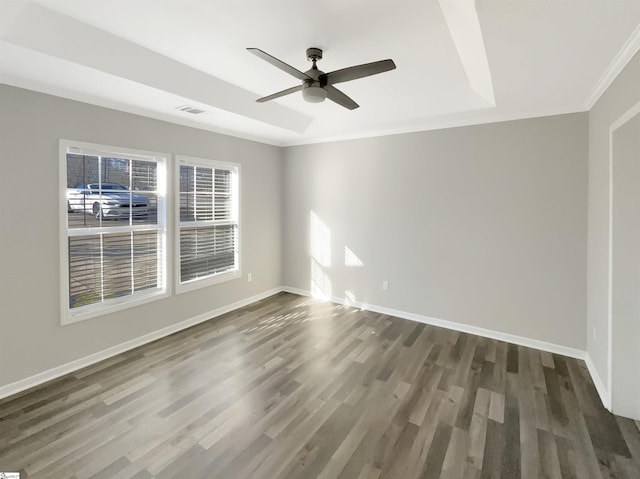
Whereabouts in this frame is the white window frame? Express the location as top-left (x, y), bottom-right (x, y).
top-left (59, 140), bottom-right (170, 324)
top-left (175, 155), bottom-right (241, 294)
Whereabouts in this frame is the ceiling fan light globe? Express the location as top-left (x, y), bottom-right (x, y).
top-left (302, 85), bottom-right (327, 103)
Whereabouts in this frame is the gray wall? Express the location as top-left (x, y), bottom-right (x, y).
top-left (0, 84), bottom-right (282, 388)
top-left (588, 50), bottom-right (640, 408)
top-left (0, 83), bottom-right (593, 393)
top-left (283, 114), bottom-right (588, 349)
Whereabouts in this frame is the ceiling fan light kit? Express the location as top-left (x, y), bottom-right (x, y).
top-left (247, 47), bottom-right (396, 110)
top-left (302, 85), bottom-right (327, 103)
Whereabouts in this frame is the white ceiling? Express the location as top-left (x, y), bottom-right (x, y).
top-left (1, 0), bottom-right (640, 146)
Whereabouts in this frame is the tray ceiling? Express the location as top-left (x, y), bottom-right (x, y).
top-left (1, 0), bottom-right (639, 145)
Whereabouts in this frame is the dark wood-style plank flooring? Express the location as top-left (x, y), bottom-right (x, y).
top-left (1, 292), bottom-right (640, 478)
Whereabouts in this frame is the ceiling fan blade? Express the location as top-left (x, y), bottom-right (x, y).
top-left (326, 85), bottom-right (359, 110)
top-left (321, 59), bottom-right (396, 85)
top-left (247, 48), bottom-right (312, 81)
top-left (256, 85), bottom-right (303, 103)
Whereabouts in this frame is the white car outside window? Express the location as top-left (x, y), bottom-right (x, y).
top-left (67, 182), bottom-right (148, 219)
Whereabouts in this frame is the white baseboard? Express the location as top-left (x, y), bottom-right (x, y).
top-left (282, 286), bottom-right (586, 360)
top-left (585, 352), bottom-right (611, 411)
top-left (2, 286), bottom-right (607, 410)
top-left (288, 288), bottom-right (616, 413)
top-left (0, 288), bottom-right (282, 401)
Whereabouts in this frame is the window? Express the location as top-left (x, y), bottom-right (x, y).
top-left (60, 140), bottom-right (168, 323)
top-left (177, 156), bottom-right (239, 291)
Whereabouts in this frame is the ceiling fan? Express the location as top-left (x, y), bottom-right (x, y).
top-left (247, 47), bottom-right (396, 110)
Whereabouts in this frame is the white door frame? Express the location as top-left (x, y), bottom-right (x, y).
top-left (608, 99), bottom-right (640, 416)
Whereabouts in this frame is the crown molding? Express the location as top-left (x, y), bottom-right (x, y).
top-left (584, 23), bottom-right (640, 110)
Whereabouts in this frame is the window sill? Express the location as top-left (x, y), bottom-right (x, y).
top-left (62, 288), bottom-right (170, 325)
top-left (176, 269), bottom-right (241, 295)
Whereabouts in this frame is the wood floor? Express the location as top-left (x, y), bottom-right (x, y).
top-left (1, 292), bottom-right (640, 478)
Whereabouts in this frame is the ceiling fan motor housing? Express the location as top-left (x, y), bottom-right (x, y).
top-left (306, 47), bottom-right (323, 62)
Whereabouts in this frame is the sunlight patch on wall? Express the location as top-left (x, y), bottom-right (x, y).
top-left (344, 246), bottom-right (364, 267)
top-left (311, 258), bottom-right (332, 300)
top-left (309, 211), bottom-right (333, 299)
top-left (310, 211), bottom-right (332, 268)
top-left (344, 290), bottom-right (357, 307)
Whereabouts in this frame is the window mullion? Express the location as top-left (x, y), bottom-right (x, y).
top-left (130, 231), bottom-right (135, 295)
top-left (99, 233), bottom-right (105, 303)
top-left (192, 166), bottom-right (197, 221)
top-left (97, 155), bottom-right (102, 227)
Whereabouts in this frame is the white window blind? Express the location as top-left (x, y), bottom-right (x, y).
top-left (178, 158), bottom-right (239, 288)
top-left (61, 141), bottom-right (167, 323)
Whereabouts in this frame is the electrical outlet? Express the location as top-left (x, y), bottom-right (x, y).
top-left (247, 273), bottom-right (252, 282)
top-left (382, 280), bottom-right (389, 291)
